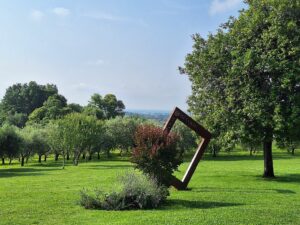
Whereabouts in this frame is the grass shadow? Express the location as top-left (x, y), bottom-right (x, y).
top-left (193, 186), bottom-right (296, 194)
top-left (85, 164), bottom-right (133, 169)
top-left (162, 199), bottom-right (243, 209)
top-left (29, 162), bottom-right (66, 167)
top-left (182, 152), bottom-right (298, 163)
top-left (0, 167), bottom-right (60, 178)
top-left (255, 174), bottom-right (300, 184)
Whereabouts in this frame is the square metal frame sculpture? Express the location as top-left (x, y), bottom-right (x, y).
top-left (163, 107), bottom-right (212, 190)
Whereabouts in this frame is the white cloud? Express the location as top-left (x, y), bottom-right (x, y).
top-left (30, 10), bottom-right (44, 21)
top-left (52, 7), bottom-right (70, 17)
top-left (209, 0), bottom-right (242, 15)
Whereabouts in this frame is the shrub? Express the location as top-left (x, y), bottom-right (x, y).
top-left (79, 189), bottom-right (102, 209)
top-left (131, 125), bottom-right (183, 186)
top-left (79, 172), bottom-right (168, 210)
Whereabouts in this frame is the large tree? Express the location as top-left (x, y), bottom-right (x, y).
top-left (0, 81), bottom-right (59, 127)
top-left (27, 94), bottom-right (69, 125)
top-left (181, 0), bottom-right (300, 177)
top-left (52, 113), bottom-right (105, 166)
top-left (88, 93), bottom-right (125, 119)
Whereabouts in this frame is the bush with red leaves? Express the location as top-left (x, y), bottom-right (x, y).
top-left (131, 125), bottom-right (183, 187)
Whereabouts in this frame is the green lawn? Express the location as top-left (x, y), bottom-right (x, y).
top-left (0, 151), bottom-right (299, 225)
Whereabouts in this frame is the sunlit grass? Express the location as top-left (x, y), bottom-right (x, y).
top-left (0, 150), bottom-right (299, 225)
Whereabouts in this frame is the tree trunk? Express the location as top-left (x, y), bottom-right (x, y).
top-left (38, 155), bottom-right (42, 163)
top-left (263, 140), bottom-right (275, 178)
top-left (212, 147), bottom-right (217, 157)
top-left (106, 150), bottom-right (110, 158)
top-left (82, 153), bottom-right (86, 160)
top-left (73, 152), bottom-right (80, 166)
top-left (75, 155), bottom-right (80, 166)
top-left (2, 157), bottom-right (5, 165)
top-left (55, 153), bottom-right (59, 161)
top-left (250, 147), bottom-right (253, 156)
top-left (291, 148), bottom-right (295, 155)
top-left (97, 152), bottom-right (100, 160)
top-left (62, 153), bottom-right (66, 169)
top-left (67, 152), bottom-right (70, 160)
top-left (21, 157), bottom-right (25, 167)
top-left (9, 158), bottom-right (12, 165)
top-left (44, 155), bottom-right (47, 162)
top-left (88, 154), bottom-right (92, 161)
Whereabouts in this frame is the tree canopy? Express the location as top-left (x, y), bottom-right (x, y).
top-left (0, 81), bottom-right (59, 127)
top-left (88, 93), bottom-right (125, 119)
top-left (181, 0), bottom-right (300, 177)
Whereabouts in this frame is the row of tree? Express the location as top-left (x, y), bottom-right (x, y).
top-left (0, 81), bottom-right (199, 167)
top-left (0, 115), bottom-right (151, 167)
top-left (0, 112), bottom-right (197, 167)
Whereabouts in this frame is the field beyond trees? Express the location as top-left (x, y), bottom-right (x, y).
top-left (0, 151), bottom-right (299, 225)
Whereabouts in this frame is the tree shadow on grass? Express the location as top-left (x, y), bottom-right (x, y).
top-left (255, 174), bottom-right (300, 184)
top-left (192, 187), bottom-right (296, 194)
top-left (85, 164), bottom-right (133, 170)
top-left (0, 167), bottom-right (59, 178)
top-left (29, 162), bottom-right (66, 167)
top-left (182, 153), bottom-right (294, 163)
top-left (161, 199), bottom-right (243, 210)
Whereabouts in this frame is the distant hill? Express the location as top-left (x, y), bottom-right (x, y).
top-left (125, 109), bottom-right (170, 124)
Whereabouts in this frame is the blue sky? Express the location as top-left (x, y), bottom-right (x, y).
top-left (0, 0), bottom-right (245, 110)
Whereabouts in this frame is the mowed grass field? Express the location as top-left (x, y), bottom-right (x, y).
top-left (0, 151), bottom-right (299, 225)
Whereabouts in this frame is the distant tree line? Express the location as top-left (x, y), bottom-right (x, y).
top-left (0, 81), bottom-right (197, 167)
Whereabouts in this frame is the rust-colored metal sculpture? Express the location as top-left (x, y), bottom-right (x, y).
top-left (163, 107), bottom-right (211, 190)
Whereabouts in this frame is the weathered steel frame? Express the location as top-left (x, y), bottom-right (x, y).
top-left (163, 107), bottom-right (212, 190)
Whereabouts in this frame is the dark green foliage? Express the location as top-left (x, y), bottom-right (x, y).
top-left (82, 106), bottom-right (104, 120)
top-left (27, 94), bottom-right (69, 125)
top-left (0, 82), bottom-right (58, 127)
top-left (132, 125), bottom-right (183, 187)
top-left (66, 103), bottom-right (83, 113)
top-left (4, 112), bottom-right (28, 128)
top-left (79, 172), bottom-right (168, 210)
top-left (181, 0), bottom-right (300, 176)
top-left (0, 125), bottom-right (22, 164)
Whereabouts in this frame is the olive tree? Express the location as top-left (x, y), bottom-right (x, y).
top-left (0, 125), bottom-right (22, 164)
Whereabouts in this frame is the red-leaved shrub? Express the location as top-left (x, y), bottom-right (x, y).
top-left (131, 125), bottom-right (183, 186)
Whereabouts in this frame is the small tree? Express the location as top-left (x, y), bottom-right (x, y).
top-left (132, 125), bottom-right (183, 187)
top-left (18, 128), bottom-right (34, 166)
top-left (54, 113), bottom-right (104, 166)
top-left (0, 125), bottom-right (22, 164)
top-left (105, 116), bottom-right (156, 156)
top-left (32, 128), bottom-right (50, 163)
